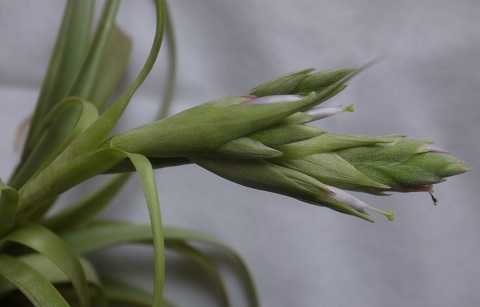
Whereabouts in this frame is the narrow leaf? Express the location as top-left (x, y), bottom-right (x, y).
top-left (10, 98), bottom-right (98, 189)
top-left (157, 1), bottom-right (177, 118)
top-left (54, 0), bottom-right (167, 163)
top-left (168, 241), bottom-right (230, 307)
top-left (46, 173), bottom-right (130, 231)
top-left (69, 0), bottom-right (122, 106)
top-left (125, 153), bottom-right (165, 307)
top-left (18, 0), bottom-right (167, 216)
top-left (0, 254), bottom-right (70, 307)
top-left (90, 26), bottom-right (132, 110)
top-left (0, 180), bottom-right (19, 235)
top-left (1, 224), bottom-right (90, 307)
top-left (18, 148), bottom-right (126, 218)
top-left (102, 278), bottom-right (176, 307)
top-left (62, 221), bottom-right (259, 307)
top-left (0, 254), bottom-right (100, 295)
top-left (22, 0), bottom-right (95, 161)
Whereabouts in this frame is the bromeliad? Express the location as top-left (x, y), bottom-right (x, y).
top-left (0, 1), bottom-right (468, 307)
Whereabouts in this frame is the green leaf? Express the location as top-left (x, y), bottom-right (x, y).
top-left (18, 148), bottom-right (126, 218)
top-left (168, 241), bottom-right (230, 307)
top-left (54, 0), bottom-right (167, 163)
top-left (61, 221), bottom-right (259, 307)
top-left (125, 153), bottom-right (165, 307)
top-left (102, 278), bottom-right (176, 307)
top-left (69, 0), bottom-right (122, 107)
top-left (0, 254), bottom-right (108, 307)
top-left (0, 254), bottom-right (100, 295)
top-left (10, 98), bottom-right (99, 189)
top-left (162, 227), bottom-right (259, 307)
top-left (0, 180), bottom-right (19, 235)
top-left (22, 0), bottom-right (95, 162)
top-left (18, 0), bottom-right (167, 216)
top-left (0, 254), bottom-right (70, 307)
top-left (1, 224), bottom-right (90, 307)
top-left (90, 26), bottom-right (132, 111)
top-left (157, 1), bottom-right (177, 119)
top-left (46, 173), bottom-right (130, 231)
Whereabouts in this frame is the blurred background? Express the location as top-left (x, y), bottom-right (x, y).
top-left (0, 0), bottom-right (479, 306)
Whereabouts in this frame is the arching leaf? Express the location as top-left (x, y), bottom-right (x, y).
top-left (1, 224), bottom-right (90, 307)
top-left (0, 254), bottom-right (70, 307)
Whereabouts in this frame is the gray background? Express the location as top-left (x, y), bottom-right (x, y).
top-left (1, 1), bottom-right (479, 306)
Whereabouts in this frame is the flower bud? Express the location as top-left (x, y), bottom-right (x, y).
top-left (276, 133), bottom-right (396, 159)
top-left (279, 153), bottom-right (391, 192)
top-left (250, 68), bottom-right (357, 97)
top-left (194, 158), bottom-right (377, 221)
top-left (249, 69), bottom-right (314, 97)
top-left (108, 92), bottom-right (330, 158)
top-left (335, 138), bottom-right (469, 192)
top-left (295, 68), bottom-right (358, 93)
top-left (326, 186), bottom-right (395, 221)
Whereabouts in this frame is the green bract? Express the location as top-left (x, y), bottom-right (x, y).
top-left (0, 1), bottom-right (468, 307)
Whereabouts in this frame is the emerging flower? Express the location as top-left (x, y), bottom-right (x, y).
top-left (107, 66), bottom-right (469, 221)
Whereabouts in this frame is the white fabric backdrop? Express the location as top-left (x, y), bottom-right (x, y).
top-left (1, 1), bottom-right (479, 306)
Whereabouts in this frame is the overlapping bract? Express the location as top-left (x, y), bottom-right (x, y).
top-left (108, 68), bottom-right (468, 222)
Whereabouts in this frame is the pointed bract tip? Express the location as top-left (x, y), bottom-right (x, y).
top-left (384, 210), bottom-right (396, 222)
top-left (344, 104), bottom-right (355, 112)
top-left (444, 161), bottom-right (471, 175)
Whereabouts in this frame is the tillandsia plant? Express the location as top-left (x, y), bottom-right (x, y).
top-left (0, 0), bottom-right (469, 307)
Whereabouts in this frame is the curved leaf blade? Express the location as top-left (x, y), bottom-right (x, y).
top-left (46, 173), bottom-right (130, 231)
top-left (168, 241), bottom-right (230, 307)
top-left (11, 98), bottom-right (99, 189)
top-left (0, 254), bottom-right (70, 307)
top-left (62, 221), bottom-right (259, 307)
top-left (102, 278), bottom-right (176, 307)
top-left (0, 180), bottom-right (19, 235)
top-left (22, 0), bottom-right (95, 161)
top-left (1, 224), bottom-right (90, 307)
top-left (69, 0), bottom-right (122, 107)
top-left (125, 153), bottom-right (165, 307)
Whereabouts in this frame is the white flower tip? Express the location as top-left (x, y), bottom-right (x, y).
top-left (328, 185), bottom-right (395, 221)
top-left (425, 144), bottom-right (449, 154)
top-left (305, 104), bottom-right (354, 122)
top-left (251, 95), bottom-right (304, 104)
top-left (327, 186), bottom-right (369, 211)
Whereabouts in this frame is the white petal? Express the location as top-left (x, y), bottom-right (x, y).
top-left (328, 186), bottom-right (369, 211)
top-left (251, 95), bottom-right (304, 104)
top-left (327, 185), bottom-right (395, 221)
top-left (425, 144), bottom-right (449, 154)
